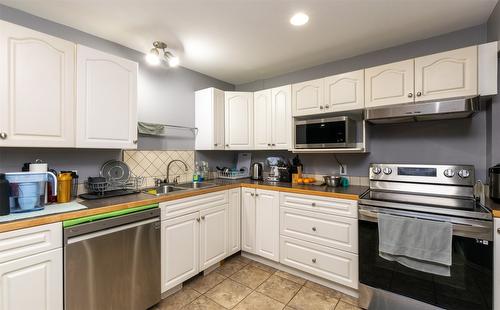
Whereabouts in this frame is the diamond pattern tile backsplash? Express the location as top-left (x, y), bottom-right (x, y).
top-left (123, 150), bottom-right (195, 187)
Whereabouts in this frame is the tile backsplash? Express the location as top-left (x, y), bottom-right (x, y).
top-left (123, 150), bottom-right (195, 187)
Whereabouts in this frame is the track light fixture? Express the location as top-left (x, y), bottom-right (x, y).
top-left (145, 41), bottom-right (180, 67)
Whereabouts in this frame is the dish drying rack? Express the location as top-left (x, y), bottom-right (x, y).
top-left (85, 176), bottom-right (145, 196)
top-left (216, 171), bottom-right (249, 180)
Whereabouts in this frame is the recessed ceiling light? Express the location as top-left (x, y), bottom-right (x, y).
top-left (290, 12), bottom-right (309, 26)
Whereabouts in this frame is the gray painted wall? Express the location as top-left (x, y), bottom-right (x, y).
top-left (0, 4), bottom-right (234, 177)
top-left (488, 1), bottom-right (500, 168)
top-left (220, 24), bottom-right (492, 181)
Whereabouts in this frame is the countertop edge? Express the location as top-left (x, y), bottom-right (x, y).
top-left (0, 182), bottom-right (366, 233)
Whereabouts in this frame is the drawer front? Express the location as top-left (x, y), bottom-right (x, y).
top-left (280, 192), bottom-right (357, 218)
top-left (280, 207), bottom-right (358, 253)
top-left (280, 236), bottom-right (358, 289)
top-left (0, 223), bottom-right (62, 264)
top-left (161, 190), bottom-right (228, 220)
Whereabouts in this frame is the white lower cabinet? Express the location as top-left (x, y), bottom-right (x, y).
top-left (227, 188), bottom-right (241, 255)
top-left (0, 223), bottom-right (63, 310)
top-left (161, 191), bottom-right (232, 292)
top-left (255, 189), bottom-right (280, 262)
top-left (495, 218), bottom-right (500, 310)
top-left (241, 188), bottom-right (257, 253)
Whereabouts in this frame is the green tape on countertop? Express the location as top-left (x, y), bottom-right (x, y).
top-left (63, 203), bottom-right (159, 228)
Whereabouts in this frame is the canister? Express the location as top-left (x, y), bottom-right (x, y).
top-left (57, 172), bottom-right (73, 203)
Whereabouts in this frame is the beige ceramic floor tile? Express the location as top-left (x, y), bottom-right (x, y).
top-left (255, 275), bottom-right (302, 304)
top-left (233, 291), bottom-right (285, 310)
top-left (274, 270), bottom-right (307, 285)
top-left (335, 300), bottom-right (362, 310)
top-left (158, 288), bottom-right (200, 310)
top-left (287, 286), bottom-right (339, 310)
top-left (183, 295), bottom-right (227, 310)
top-left (230, 264), bottom-right (273, 289)
top-left (304, 281), bottom-right (342, 299)
top-left (340, 293), bottom-right (359, 306)
top-left (185, 272), bottom-right (227, 294)
top-left (232, 254), bottom-right (253, 265)
top-left (249, 261), bottom-right (277, 273)
top-left (205, 279), bottom-right (252, 308)
top-left (215, 259), bottom-right (246, 277)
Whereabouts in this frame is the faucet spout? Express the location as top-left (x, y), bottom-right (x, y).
top-left (166, 160), bottom-right (189, 184)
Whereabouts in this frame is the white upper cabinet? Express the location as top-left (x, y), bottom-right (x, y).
top-left (324, 70), bottom-right (365, 112)
top-left (0, 20), bottom-right (75, 147)
top-left (271, 85), bottom-right (292, 150)
top-left (414, 46), bottom-right (477, 102)
top-left (195, 88), bottom-right (225, 150)
top-left (253, 89), bottom-right (272, 150)
top-left (365, 59), bottom-right (415, 108)
top-left (225, 92), bottom-right (254, 150)
top-left (292, 78), bottom-right (324, 116)
top-left (76, 45), bottom-right (138, 149)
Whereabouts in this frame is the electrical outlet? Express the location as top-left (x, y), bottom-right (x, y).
top-left (340, 164), bottom-right (347, 175)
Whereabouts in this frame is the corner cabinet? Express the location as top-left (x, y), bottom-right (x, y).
top-left (225, 92), bottom-right (254, 150)
top-left (0, 20), bottom-right (75, 147)
top-left (227, 188), bottom-right (241, 255)
top-left (195, 88), bottom-right (225, 150)
top-left (241, 188), bottom-right (257, 253)
top-left (76, 44), bottom-right (138, 149)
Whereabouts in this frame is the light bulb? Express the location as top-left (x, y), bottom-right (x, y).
top-left (168, 56), bottom-right (180, 67)
top-left (290, 12), bottom-right (309, 26)
top-left (145, 49), bottom-right (160, 65)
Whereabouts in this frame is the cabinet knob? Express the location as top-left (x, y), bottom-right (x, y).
top-left (201, 216), bottom-right (205, 220)
top-left (416, 91), bottom-right (422, 97)
top-left (132, 139), bottom-right (138, 144)
top-left (319, 106), bottom-right (324, 110)
top-left (255, 193), bottom-right (259, 197)
top-left (408, 93), bottom-right (413, 98)
top-left (0, 132), bottom-right (6, 140)
top-left (214, 143), bottom-right (218, 146)
top-left (497, 228), bottom-right (500, 234)
top-left (312, 227), bottom-right (317, 232)
top-left (225, 144), bottom-right (229, 147)
top-left (196, 218), bottom-right (200, 222)
top-left (268, 143), bottom-right (271, 146)
top-left (312, 258), bottom-right (317, 263)
top-left (325, 104), bottom-right (330, 109)
top-left (272, 143), bottom-right (276, 146)
top-left (251, 193), bottom-right (255, 197)
top-left (311, 202), bottom-right (316, 207)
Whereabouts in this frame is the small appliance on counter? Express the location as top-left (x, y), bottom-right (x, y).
top-left (265, 156), bottom-right (291, 182)
top-left (0, 174), bottom-right (10, 216)
top-left (489, 164), bottom-right (500, 202)
top-left (5, 171), bottom-right (57, 213)
top-left (250, 162), bottom-right (263, 180)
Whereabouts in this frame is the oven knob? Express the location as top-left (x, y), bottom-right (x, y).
top-left (458, 169), bottom-right (470, 178)
top-left (372, 166), bottom-right (382, 175)
top-left (383, 167), bottom-right (392, 175)
top-left (443, 169), bottom-right (455, 178)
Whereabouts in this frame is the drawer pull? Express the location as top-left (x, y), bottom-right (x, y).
top-left (196, 218), bottom-right (200, 222)
top-left (312, 258), bottom-right (317, 263)
top-left (312, 227), bottom-right (317, 232)
top-left (311, 202), bottom-right (316, 207)
top-left (497, 228), bottom-right (500, 234)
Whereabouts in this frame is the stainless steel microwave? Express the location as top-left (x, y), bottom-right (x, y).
top-left (294, 116), bottom-right (356, 149)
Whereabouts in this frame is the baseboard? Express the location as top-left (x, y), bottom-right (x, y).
top-left (241, 251), bottom-right (359, 298)
top-left (161, 283), bottom-right (182, 299)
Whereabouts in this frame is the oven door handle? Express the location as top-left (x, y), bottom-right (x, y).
top-left (358, 208), bottom-right (493, 241)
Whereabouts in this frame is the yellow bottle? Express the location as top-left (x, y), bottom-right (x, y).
top-left (57, 172), bottom-right (73, 203)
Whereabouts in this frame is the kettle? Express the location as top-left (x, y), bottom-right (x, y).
top-left (489, 164), bottom-right (500, 202)
top-left (250, 162), bottom-right (263, 180)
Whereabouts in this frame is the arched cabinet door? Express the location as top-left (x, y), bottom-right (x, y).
top-left (0, 20), bottom-right (75, 147)
top-left (292, 78), bottom-right (324, 116)
top-left (414, 46), bottom-right (477, 102)
top-left (365, 59), bottom-right (414, 108)
top-left (224, 92), bottom-right (254, 150)
top-left (324, 70), bottom-right (365, 112)
top-left (76, 44), bottom-right (138, 149)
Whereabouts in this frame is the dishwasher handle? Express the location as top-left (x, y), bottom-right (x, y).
top-left (66, 218), bottom-right (160, 245)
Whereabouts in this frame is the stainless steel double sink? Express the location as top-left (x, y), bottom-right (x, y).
top-left (142, 182), bottom-right (218, 196)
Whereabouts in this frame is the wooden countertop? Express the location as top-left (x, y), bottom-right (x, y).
top-left (0, 180), bottom-right (369, 233)
top-left (485, 197), bottom-right (500, 218)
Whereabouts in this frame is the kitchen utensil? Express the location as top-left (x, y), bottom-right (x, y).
top-left (5, 172), bottom-right (57, 213)
top-left (250, 162), bottom-right (263, 180)
top-left (324, 175), bottom-right (343, 187)
top-left (57, 172), bottom-right (73, 203)
top-left (489, 164), bottom-right (500, 202)
top-left (100, 160), bottom-right (131, 184)
top-left (0, 174), bottom-right (10, 216)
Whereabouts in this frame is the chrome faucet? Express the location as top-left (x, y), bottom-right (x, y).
top-left (166, 160), bottom-right (189, 184)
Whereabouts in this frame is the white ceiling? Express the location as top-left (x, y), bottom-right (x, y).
top-left (1, 0), bottom-right (497, 84)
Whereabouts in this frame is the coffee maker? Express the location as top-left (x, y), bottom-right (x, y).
top-left (265, 157), bottom-right (291, 182)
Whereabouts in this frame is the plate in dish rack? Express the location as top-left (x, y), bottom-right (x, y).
top-left (100, 160), bottom-right (131, 184)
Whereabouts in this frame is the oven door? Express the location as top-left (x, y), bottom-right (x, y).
top-left (294, 116), bottom-right (355, 148)
top-left (358, 205), bottom-right (493, 310)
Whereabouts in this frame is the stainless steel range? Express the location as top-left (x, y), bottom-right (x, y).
top-left (358, 164), bottom-right (493, 310)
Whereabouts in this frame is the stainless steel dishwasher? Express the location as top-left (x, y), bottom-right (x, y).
top-left (63, 205), bottom-right (161, 310)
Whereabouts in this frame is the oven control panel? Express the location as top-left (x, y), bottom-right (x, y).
top-left (369, 164), bottom-right (475, 186)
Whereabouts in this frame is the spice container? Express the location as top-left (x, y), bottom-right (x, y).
top-left (57, 172), bottom-right (73, 203)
